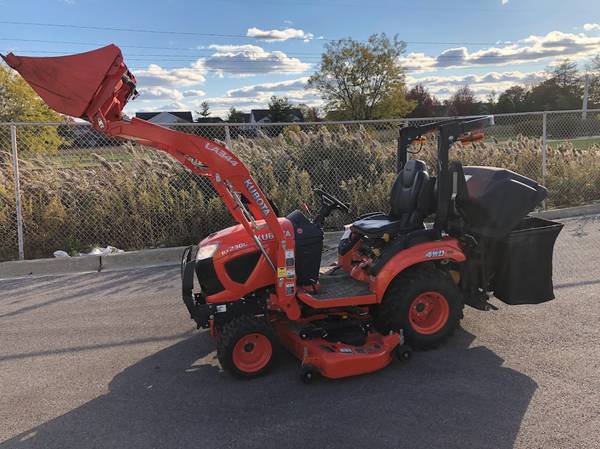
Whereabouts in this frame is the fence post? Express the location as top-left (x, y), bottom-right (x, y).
top-left (541, 112), bottom-right (548, 209)
top-left (582, 74), bottom-right (590, 120)
top-left (224, 125), bottom-right (232, 150)
top-left (10, 125), bottom-right (25, 260)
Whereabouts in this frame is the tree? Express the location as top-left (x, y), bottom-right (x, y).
top-left (298, 104), bottom-right (321, 122)
top-left (447, 85), bottom-right (476, 116)
top-left (406, 84), bottom-right (438, 117)
top-left (592, 54), bottom-right (600, 71)
top-left (268, 96), bottom-right (295, 122)
top-left (496, 85), bottom-right (529, 113)
top-left (0, 64), bottom-right (62, 154)
top-left (551, 60), bottom-right (579, 89)
top-left (307, 33), bottom-right (413, 120)
top-left (198, 101), bottom-right (210, 117)
top-left (485, 90), bottom-right (497, 114)
top-left (586, 54), bottom-right (600, 108)
top-left (226, 107), bottom-right (247, 123)
top-left (526, 60), bottom-right (582, 111)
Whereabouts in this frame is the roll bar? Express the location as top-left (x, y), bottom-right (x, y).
top-left (397, 116), bottom-right (495, 172)
top-left (397, 116), bottom-right (495, 232)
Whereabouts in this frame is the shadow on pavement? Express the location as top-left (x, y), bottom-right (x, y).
top-left (2, 328), bottom-right (536, 449)
top-left (0, 267), bottom-right (178, 319)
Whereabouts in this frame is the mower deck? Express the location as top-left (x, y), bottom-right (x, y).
top-left (274, 320), bottom-right (401, 380)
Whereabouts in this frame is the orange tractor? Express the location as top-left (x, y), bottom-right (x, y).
top-left (3, 46), bottom-right (563, 382)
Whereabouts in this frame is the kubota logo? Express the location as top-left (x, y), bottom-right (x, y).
top-left (205, 142), bottom-right (238, 166)
top-left (244, 179), bottom-right (271, 216)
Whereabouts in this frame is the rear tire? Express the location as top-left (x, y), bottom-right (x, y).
top-left (217, 315), bottom-right (278, 379)
top-left (375, 267), bottom-right (462, 350)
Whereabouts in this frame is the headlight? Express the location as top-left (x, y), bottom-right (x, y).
top-left (196, 243), bottom-right (219, 261)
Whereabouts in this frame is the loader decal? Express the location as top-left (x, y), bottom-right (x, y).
top-left (204, 142), bottom-right (238, 166)
top-left (244, 179), bottom-right (271, 216)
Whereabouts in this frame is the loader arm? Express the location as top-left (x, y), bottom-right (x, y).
top-left (2, 45), bottom-right (300, 318)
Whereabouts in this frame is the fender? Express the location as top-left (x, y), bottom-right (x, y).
top-left (372, 238), bottom-right (466, 300)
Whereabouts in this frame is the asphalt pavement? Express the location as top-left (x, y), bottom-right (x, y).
top-left (1, 215), bottom-right (599, 449)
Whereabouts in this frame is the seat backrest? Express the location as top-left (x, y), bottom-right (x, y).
top-left (390, 159), bottom-right (434, 228)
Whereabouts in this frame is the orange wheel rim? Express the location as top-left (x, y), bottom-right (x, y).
top-left (232, 333), bottom-right (272, 373)
top-left (408, 291), bottom-right (450, 335)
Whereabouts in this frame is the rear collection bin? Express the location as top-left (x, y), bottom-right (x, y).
top-left (490, 217), bottom-right (563, 305)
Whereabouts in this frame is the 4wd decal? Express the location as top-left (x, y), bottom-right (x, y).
top-left (425, 249), bottom-right (445, 258)
top-left (244, 179), bottom-right (271, 216)
top-left (205, 142), bottom-right (238, 167)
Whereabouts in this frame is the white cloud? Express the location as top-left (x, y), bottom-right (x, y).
top-left (283, 20), bottom-right (293, 25)
top-left (205, 44), bottom-right (310, 75)
top-left (584, 23), bottom-right (600, 31)
top-left (138, 86), bottom-right (184, 101)
top-left (193, 78), bottom-right (320, 116)
top-left (182, 89), bottom-right (206, 97)
top-left (408, 70), bottom-right (547, 87)
top-left (226, 77), bottom-right (310, 98)
top-left (408, 70), bottom-right (549, 99)
top-left (155, 102), bottom-right (189, 111)
top-left (246, 27), bottom-right (314, 42)
top-left (135, 60), bottom-right (206, 87)
top-left (399, 53), bottom-right (438, 72)
top-left (502, 0), bottom-right (509, 5)
top-left (224, 78), bottom-right (319, 106)
top-left (401, 29), bottom-right (600, 72)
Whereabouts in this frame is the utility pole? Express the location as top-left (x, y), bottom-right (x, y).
top-left (582, 74), bottom-right (590, 120)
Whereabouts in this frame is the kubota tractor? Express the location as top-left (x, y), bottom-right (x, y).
top-left (2, 45), bottom-right (563, 382)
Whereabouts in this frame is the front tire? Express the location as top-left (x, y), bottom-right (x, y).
top-left (217, 315), bottom-right (278, 378)
top-left (375, 267), bottom-right (462, 350)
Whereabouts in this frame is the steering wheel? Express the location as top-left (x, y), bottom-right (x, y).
top-left (314, 189), bottom-right (350, 213)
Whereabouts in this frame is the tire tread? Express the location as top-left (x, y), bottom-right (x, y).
top-left (217, 315), bottom-right (277, 378)
top-left (375, 266), bottom-right (463, 350)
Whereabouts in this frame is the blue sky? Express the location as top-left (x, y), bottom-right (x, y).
top-left (1, 0), bottom-right (599, 117)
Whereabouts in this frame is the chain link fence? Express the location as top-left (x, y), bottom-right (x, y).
top-left (1, 110), bottom-right (600, 262)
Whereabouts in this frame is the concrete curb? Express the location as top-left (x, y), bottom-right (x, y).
top-left (0, 255), bottom-right (101, 279)
top-left (100, 247), bottom-right (186, 272)
top-left (533, 203), bottom-right (600, 220)
top-left (0, 247), bottom-right (188, 280)
top-left (1, 203), bottom-right (599, 280)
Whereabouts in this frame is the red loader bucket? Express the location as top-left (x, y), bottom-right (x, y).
top-left (1, 45), bottom-right (135, 122)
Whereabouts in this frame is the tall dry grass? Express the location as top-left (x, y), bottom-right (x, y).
top-left (1, 126), bottom-right (599, 261)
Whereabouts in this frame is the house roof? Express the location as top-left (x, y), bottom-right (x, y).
top-left (135, 111), bottom-right (194, 123)
top-left (195, 117), bottom-right (224, 123)
top-left (250, 109), bottom-right (271, 122)
top-left (226, 112), bottom-right (251, 123)
top-left (250, 109), bottom-right (304, 122)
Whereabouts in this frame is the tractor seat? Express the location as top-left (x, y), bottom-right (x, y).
top-left (351, 159), bottom-right (434, 238)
